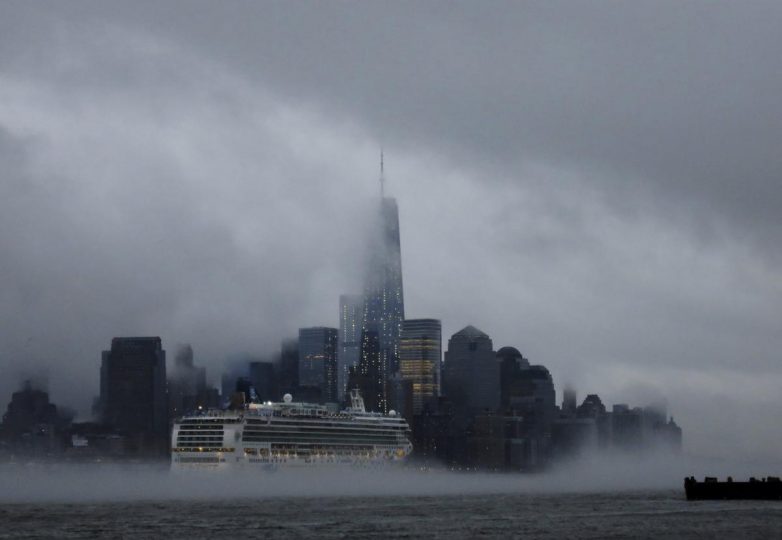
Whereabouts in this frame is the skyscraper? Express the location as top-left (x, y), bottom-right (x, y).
top-left (249, 361), bottom-right (276, 402)
top-left (99, 337), bottom-right (168, 455)
top-left (361, 154), bottom-right (405, 412)
top-left (497, 346), bottom-right (556, 465)
top-left (399, 318), bottom-right (441, 414)
top-left (277, 337), bottom-right (299, 397)
top-left (168, 343), bottom-right (209, 418)
top-left (298, 327), bottom-right (339, 403)
top-left (338, 294), bottom-right (364, 401)
top-left (348, 329), bottom-right (384, 412)
top-left (442, 325), bottom-right (499, 413)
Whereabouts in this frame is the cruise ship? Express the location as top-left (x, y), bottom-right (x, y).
top-left (171, 390), bottom-right (413, 469)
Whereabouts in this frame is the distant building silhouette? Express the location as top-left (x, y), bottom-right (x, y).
top-left (655, 416), bottom-right (683, 452)
top-left (99, 337), bottom-right (168, 456)
top-left (576, 393), bottom-right (611, 448)
top-left (399, 318), bottom-right (441, 414)
top-left (277, 337), bottom-right (299, 398)
top-left (497, 346), bottom-right (556, 469)
top-left (578, 394), bottom-right (607, 417)
top-left (0, 381), bottom-right (71, 456)
top-left (498, 347), bottom-right (555, 424)
top-left (298, 327), bottom-right (338, 403)
top-left (562, 387), bottom-right (577, 415)
top-left (442, 325), bottom-right (499, 414)
top-left (249, 361), bottom-right (276, 402)
top-left (339, 294), bottom-right (363, 401)
top-left (168, 344), bottom-right (215, 418)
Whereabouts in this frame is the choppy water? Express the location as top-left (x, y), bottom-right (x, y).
top-left (2, 457), bottom-right (782, 538)
top-left (2, 490), bottom-right (782, 539)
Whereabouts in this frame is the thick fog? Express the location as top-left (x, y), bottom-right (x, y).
top-left (0, 452), bottom-right (777, 504)
top-left (1, 1), bottom-right (782, 462)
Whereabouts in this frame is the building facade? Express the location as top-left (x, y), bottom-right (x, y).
top-left (338, 294), bottom-right (364, 402)
top-left (348, 330), bottom-right (384, 412)
top-left (399, 318), bottom-right (441, 414)
top-left (442, 325), bottom-right (499, 414)
top-left (249, 361), bottom-right (276, 403)
top-left (99, 337), bottom-right (168, 455)
top-left (277, 337), bottom-right (299, 397)
top-left (168, 343), bottom-right (211, 418)
top-left (361, 163), bottom-right (405, 412)
top-left (298, 327), bottom-right (339, 403)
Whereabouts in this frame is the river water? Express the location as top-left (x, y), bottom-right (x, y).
top-left (1, 461), bottom-right (781, 538)
top-left (2, 490), bottom-right (782, 539)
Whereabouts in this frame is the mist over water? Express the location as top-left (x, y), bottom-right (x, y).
top-left (1, 452), bottom-right (777, 504)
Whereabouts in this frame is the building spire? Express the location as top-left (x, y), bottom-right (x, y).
top-left (380, 149), bottom-right (385, 198)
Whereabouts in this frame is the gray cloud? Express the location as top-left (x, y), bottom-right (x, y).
top-left (1, 1), bottom-right (781, 460)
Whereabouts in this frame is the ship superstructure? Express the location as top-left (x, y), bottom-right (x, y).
top-left (171, 390), bottom-right (412, 468)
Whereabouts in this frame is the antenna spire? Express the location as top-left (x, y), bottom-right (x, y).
top-left (380, 149), bottom-right (385, 197)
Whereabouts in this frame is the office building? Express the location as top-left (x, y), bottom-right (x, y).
top-left (339, 294), bottom-right (364, 401)
top-left (277, 337), bottom-right (299, 397)
top-left (249, 361), bottom-right (276, 402)
top-left (399, 318), bottom-right (441, 414)
top-left (361, 156), bottom-right (405, 411)
top-left (298, 327), bottom-right (339, 403)
top-left (168, 344), bottom-right (209, 418)
top-left (99, 337), bottom-right (167, 454)
top-left (348, 329), bottom-right (384, 412)
top-left (442, 325), bottom-right (499, 413)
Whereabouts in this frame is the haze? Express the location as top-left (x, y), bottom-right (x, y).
top-left (1, 452), bottom-right (778, 504)
top-left (1, 1), bottom-right (781, 462)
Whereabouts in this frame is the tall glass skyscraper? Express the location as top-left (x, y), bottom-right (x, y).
top-left (338, 294), bottom-right (363, 401)
top-left (361, 158), bottom-right (405, 412)
top-left (399, 319), bottom-right (441, 414)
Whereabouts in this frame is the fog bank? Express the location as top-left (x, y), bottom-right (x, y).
top-left (2, 452), bottom-right (779, 504)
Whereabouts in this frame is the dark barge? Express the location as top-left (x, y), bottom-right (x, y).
top-left (684, 476), bottom-right (782, 500)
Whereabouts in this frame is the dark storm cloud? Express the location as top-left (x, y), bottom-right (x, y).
top-left (1, 1), bottom-right (781, 459)
top-left (19, 0), bottom-right (778, 249)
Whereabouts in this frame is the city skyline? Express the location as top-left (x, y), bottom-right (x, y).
top-left (1, 2), bottom-right (782, 462)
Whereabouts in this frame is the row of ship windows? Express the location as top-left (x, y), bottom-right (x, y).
top-left (251, 444), bottom-right (378, 453)
top-left (172, 447), bottom-right (235, 453)
top-left (244, 422), bottom-right (406, 432)
top-left (243, 449), bottom-right (394, 458)
top-left (240, 432), bottom-right (400, 442)
top-left (244, 413), bottom-right (403, 421)
top-left (242, 427), bottom-right (401, 436)
top-left (269, 443), bottom-right (377, 450)
top-left (179, 419), bottom-right (240, 425)
top-left (245, 416), bottom-right (407, 428)
top-left (242, 423), bottom-right (406, 432)
top-left (177, 457), bottom-right (224, 463)
top-left (178, 420), bottom-right (407, 429)
top-left (242, 436), bottom-right (401, 445)
top-left (178, 421), bottom-right (405, 431)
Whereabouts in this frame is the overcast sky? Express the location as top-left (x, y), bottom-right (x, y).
top-left (1, 1), bottom-right (781, 460)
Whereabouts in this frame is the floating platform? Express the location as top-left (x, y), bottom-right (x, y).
top-left (684, 476), bottom-right (782, 500)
